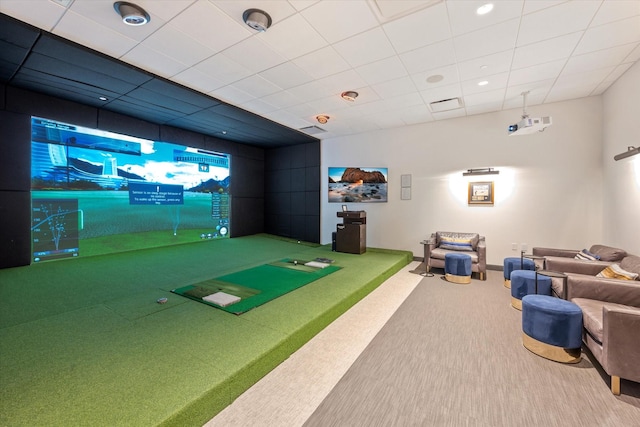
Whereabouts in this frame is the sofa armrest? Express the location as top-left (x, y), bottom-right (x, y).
top-left (566, 274), bottom-right (640, 306)
top-left (545, 257), bottom-right (612, 276)
top-left (477, 236), bottom-right (486, 270)
top-left (532, 247), bottom-right (579, 258)
top-left (603, 305), bottom-right (640, 383)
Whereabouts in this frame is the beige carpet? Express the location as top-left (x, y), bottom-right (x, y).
top-left (206, 265), bottom-right (640, 426)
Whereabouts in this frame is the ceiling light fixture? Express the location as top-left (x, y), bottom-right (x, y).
top-left (478, 80), bottom-right (489, 86)
top-left (463, 167), bottom-right (499, 177)
top-left (426, 74), bottom-right (444, 83)
top-left (477, 3), bottom-right (494, 15)
top-left (341, 91), bottom-right (359, 102)
top-left (98, 96), bottom-right (108, 101)
top-left (614, 146), bottom-right (640, 161)
top-left (316, 115), bottom-right (330, 124)
top-left (242, 8), bottom-right (272, 32)
top-left (113, 2), bottom-right (150, 26)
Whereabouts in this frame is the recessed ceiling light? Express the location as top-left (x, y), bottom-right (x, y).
top-left (477, 3), bottom-right (494, 15)
top-left (341, 91), bottom-right (359, 102)
top-left (316, 115), bottom-right (330, 124)
top-left (99, 96), bottom-right (108, 101)
top-left (113, 2), bottom-right (150, 26)
top-left (480, 65), bottom-right (488, 70)
top-left (478, 80), bottom-right (489, 86)
top-left (242, 8), bottom-right (272, 32)
top-left (426, 74), bottom-right (444, 83)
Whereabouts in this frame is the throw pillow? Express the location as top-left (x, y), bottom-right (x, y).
top-left (439, 235), bottom-right (474, 251)
top-left (596, 264), bottom-right (639, 281)
top-left (574, 249), bottom-right (600, 261)
top-left (589, 245), bottom-right (627, 262)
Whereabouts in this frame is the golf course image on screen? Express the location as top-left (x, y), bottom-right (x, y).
top-left (31, 116), bottom-right (231, 262)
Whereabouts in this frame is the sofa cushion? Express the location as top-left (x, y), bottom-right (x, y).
top-left (572, 298), bottom-right (638, 344)
top-left (574, 249), bottom-right (600, 261)
top-left (620, 255), bottom-right (640, 277)
top-left (436, 232), bottom-right (478, 251)
top-left (589, 244), bottom-right (627, 262)
top-left (430, 247), bottom-right (479, 263)
top-left (596, 264), bottom-right (639, 281)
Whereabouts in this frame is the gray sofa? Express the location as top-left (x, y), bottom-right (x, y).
top-left (423, 232), bottom-right (486, 280)
top-left (533, 245), bottom-right (640, 395)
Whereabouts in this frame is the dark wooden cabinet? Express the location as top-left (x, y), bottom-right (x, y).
top-left (335, 211), bottom-right (366, 254)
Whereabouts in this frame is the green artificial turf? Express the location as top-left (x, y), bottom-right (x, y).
top-left (173, 260), bottom-right (341, 314)
top-left (0, 235), bottom-right (412, 426)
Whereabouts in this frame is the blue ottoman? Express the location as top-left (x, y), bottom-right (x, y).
top-left (503, 257), bottom-right (535, 288)
top-left (444, 253), bottom-right (472, 284)
top-left (510, 270), bottom-right (551, 310)
top-left (522, 295), bottom-right (583, 363)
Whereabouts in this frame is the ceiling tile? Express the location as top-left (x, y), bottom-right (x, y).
top-left (574, 16), bottom-right (640, 55)
top-left (141, 25), bottom-right (215, 67)
top-left (194, 53), bottom-right (252, 86)
top-left (233, 74), bottom-right (281, 98)
top-left (461, 72), bottom-right (509, 96)
top-left (260, 13), bottom-right (327, 60)
top-left (446, 0), bottom-right (523, 37)
top-left (356, 56), bottom-right (408, 86)
top-left (382, 2), bottom-right (451, 54)
top-left (260, 90), bottom-right (303, 110)
top-left (168, 1), bottom-right (252, 52)
top-left (292, 46), bottom-right (351, 80)
top-left (300, 0), bottom-right (378, 44)
top-left (462, 88), bottom-right (506, 107)
top-left (258, 61), bottom-right (314, 90)
top-left (591, 0), bottom-right (640, 26)
top-left (121, 44), bottom-right (188, 79)
top-left (457, 50), bottom-right (513, 81)
top-left (371, 76), bottom-right (419, 99)
top-left (517, 0), bottom-right (600, 47)
top-left (400, 39), bottom-right (456, 74)
top-left (173, 67), bottom-right (225, 94)
top-left (547, 67), bottom-right (616, 102)
top-left (507, 60), bottom-right (565, 87)
top-left (563, 44), bottom-right (638, 75)
top-left (512, 32), bottom-right (581, 69)
top-left (333, 27), bottom-right (396, 68)
top-left (222, 36), bottom-right (286, 74)
top-left (317, 69), bottom-right (368, 95)
top-left (0, 0), bottom-right (67, 31)
top-left (453, 18), bottom-right (520, 62)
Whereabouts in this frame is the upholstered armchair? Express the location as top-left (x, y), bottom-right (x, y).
top-left (423, 232), bottom-right (486, 280)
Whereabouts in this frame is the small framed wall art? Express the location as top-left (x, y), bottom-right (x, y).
top-left (468, 181), bottom-right (494, 205)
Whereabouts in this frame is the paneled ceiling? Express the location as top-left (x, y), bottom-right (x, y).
top-left (1, 0), bottom-right (639, 145)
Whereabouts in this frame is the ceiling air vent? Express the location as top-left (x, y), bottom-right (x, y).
top-left (299, 125), bottom-right (327, 135)
top-left (429, 97), bottom-right (463, 113)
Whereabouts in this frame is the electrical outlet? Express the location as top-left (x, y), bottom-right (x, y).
top-left (521, 243), bottom-right (528, 252)
top-left (512, 243), bottom-right (517, 251)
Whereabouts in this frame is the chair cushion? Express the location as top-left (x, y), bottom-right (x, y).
top-left (620, 255), bottom-right (640, 277)
top-left (436, 232), bottom-right (479, 251)
top-left (431, 247), bottom-right (479, 263)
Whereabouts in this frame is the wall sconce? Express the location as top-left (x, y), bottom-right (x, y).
top-left (614, 146), bottom-right (640, 161)
top-left (316, 115), bottom-right (330, 124)
top-left (463, 167), bottom-right (499, 177)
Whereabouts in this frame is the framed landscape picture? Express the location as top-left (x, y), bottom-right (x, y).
top-left (329, 167), bottom-right (388, 203)
top-left (468, 181), bottom-right (494, 205)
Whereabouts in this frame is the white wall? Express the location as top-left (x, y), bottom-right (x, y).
top-left (602, 60), bottom-right (640, 255)
top-left (321, 96), bottom-right (606, 266)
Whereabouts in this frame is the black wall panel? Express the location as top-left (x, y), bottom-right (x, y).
top-left (0, 110), bottom-right (30, 191)
top-left (232, 157), bottom-right (264, 198)
top-left (231, 197), bottom-right (264, 237)
top-left (0, 190), bottom-right (31, 268)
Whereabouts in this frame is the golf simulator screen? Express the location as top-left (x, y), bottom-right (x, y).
top-left (30, 116), bottom-right (231, 262)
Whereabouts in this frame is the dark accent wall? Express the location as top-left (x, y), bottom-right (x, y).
top-left (0, 84), bottom-right (319, 269)
top-left (265, 143), bottom-right (321, 243)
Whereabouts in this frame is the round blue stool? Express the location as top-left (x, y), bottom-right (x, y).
top-left (503, 257), bottom-right (535, 288)
top-left (522, 295), bottom-right (582, 363)
top-left (444, 252), bottom-right (472, 284)
top-left (510, 270), bottom-right (551, 310)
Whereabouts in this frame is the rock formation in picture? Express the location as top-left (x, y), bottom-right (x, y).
top-left (339, 168), bottom-right (387, 183)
